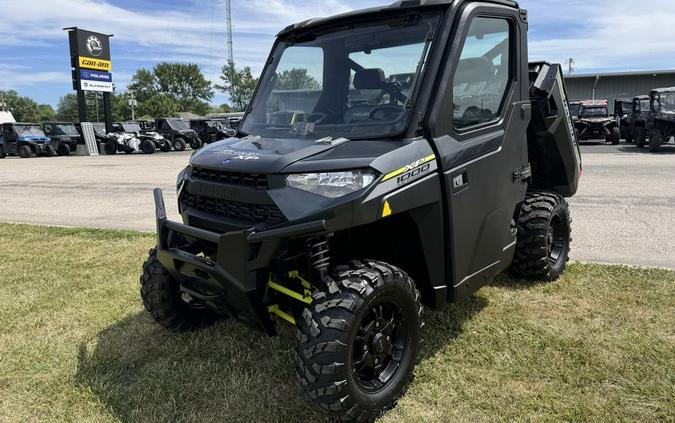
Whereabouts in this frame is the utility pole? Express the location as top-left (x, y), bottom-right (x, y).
top-left (225, 0), bottom-right (236, 102)
top-left (128, 90), bottom-right (137, 121)
top-left (567, 57), bottom-right (575, 75)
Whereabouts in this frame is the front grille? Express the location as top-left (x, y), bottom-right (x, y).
top-left (181, 193), bottom-right (286, 225)
top-left (191, 166), bottom-right (268, 190)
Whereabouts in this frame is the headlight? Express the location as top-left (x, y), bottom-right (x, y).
top-left (176, 166), bottom-right (189, 194)
top-left (286, 170), bottom-right (377, 198)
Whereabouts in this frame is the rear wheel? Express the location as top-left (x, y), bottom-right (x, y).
top-left (140, 248), bottom-right (222, 332)
top-left (104, 139), bottom-right (117, 155)
top-left (57, 143), bottom-right (71, 156)
top-left (611, 127), bottom-right (620, 145)
top-left (0, 145), bottom-right (5, 158)
top-left (296, 260), bottom-right (422, 422)
top-left (44, 145), bottom-right (56, 157)
top-left (159, 140), bottom-right (171, 152)
top-left (18, 145), bottom-right (32, 158)
top-left (649, 129), bottom-right (662, 152)
top-left (635, 127), bottom-right (646, 148)
top-left (141, 139), bottom-right (156, 154)
top-left (511, 192), bottom-right (571, 281)
top-left (173, 137), bottom-right (187, 151)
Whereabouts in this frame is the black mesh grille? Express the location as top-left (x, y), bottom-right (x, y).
top-left (181, 193), bottom-right (286, 225)
top-left (191, 166), bottom-right (268, 189)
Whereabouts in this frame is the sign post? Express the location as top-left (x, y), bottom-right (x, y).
top-left (64, 27), bottom-right (114, 133)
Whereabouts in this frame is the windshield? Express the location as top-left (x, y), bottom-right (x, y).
top-left (241, 12), bottom-right (441, 139)
top-left (168, 119), bottom-right (190, 130)
top-left (122, 123), bottom-right (142, 132)
top-left (638, 99), bottom-right (650, 112)
top-left (48, 123), bottom-right (79, 136)
top-left (659, 92), bottom-right (675, 111)
top-left (92, 123), bottom-right (106, 135)
top-left (581, 106), bottom-right (608, 118)
top-left (15, 125), bottom-right (46, 136)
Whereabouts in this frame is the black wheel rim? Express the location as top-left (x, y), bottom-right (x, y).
top-left (352, 301), bottom-right (407, 392)
top-left (547, 214), bottom-right (567, 266)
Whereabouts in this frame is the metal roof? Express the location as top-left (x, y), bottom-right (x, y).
top-left (278, 0), bottom-right (519, 36)
top-left (566, 69), bottom-right (675, 79)
top-left (651, 87), bottom-right (675, 94)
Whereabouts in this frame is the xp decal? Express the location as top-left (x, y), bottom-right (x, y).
top-left (382, 154), bottom-right (436, 185)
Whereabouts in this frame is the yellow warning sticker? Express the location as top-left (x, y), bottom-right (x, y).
top-left (382, 200), bottom-right (392, 217)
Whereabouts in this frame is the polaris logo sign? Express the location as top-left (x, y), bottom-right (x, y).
top-left (80, 69), bottom-right (112, 83)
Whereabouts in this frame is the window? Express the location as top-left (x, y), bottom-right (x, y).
top-left (452, 17), bottom-right (511, 129)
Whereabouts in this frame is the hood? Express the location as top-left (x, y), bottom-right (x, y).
top-left (189, 135), bottom-right (402, 173)
top-left (19, 135), bottom-right (50, 143)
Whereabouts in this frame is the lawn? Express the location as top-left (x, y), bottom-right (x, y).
top-left (0, 223), bottom-right (673, 422)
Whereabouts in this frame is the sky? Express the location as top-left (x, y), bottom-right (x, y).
top-left (0, 0), bottom-right (673, 108)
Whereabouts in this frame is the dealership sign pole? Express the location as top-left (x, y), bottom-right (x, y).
top-left (64, 27), bottom-right (114, 133)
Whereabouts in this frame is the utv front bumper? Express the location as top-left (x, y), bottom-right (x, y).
top-left (152, 188), bottom-right (325, 334)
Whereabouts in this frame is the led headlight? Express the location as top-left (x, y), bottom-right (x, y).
top-left (176, 165), bottom-right (189, 194)
top-left (286, 170), bottom-right (377, 198)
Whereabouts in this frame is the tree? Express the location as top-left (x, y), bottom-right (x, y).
top-left (56, 94), bottom-right (79, 122)
top-left (0, 90), bottom-right (55, 122)
top-left (276, 68), bottom-right (320, 90)
top-left (138, 94), bottom-right (179, 118)
top-left (211, 103), bottom-right (232, 114)
top-left (215, 60), bottom-right (258, 112)
top-left (128, 63), bottom-right (213, 116)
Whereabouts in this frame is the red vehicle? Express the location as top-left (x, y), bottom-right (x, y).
top-left (574, 99), bottom-right (621, 144)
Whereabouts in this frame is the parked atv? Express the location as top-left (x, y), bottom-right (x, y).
top-left (104, 130), bottom-right (154, 155)
top-left (575, 100), bottom-right (620, 144)
top-left (42, 121), bottom-right (82, 156)
top-left (140, 2), bottom-right (581, 421)
top-left (155, 118), bottom-right (202, 150)
top-left (189, 118), bottom-right (236, 144)
top-left (569, 100), bottom-right (582, 123)
top-left (0, 122), bottom-right (54, 158)
top-left (113, 122), bottom-right (171, 152)
top-left (645, 87), bottom-right (675, 152)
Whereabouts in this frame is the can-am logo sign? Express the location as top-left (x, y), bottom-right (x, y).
top-left (86, 35), bottom-right (103, 57)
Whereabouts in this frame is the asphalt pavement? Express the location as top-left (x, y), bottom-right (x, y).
top-left (0, 141), bottom-right (673, 268)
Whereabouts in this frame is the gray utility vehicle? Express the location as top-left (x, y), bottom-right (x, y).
top-left (646, 87), bottom-right (675, 152)
top-left (575, 100), bottom-right (620, 144)
top-left (113, 122), bottom-right (171, 152)
top-left (43, 122), bottom-right (82, 156)
top-left (613, 98), bottom-right (633, 142)
top-left (155, 118), bottom-right (203, 151)
top-left (189, 118), bottom-right (236, 144)
top-left (569, 100), bottom-right (582, 123)
top-left (140, 1), bottom-right (581, 421)
top-left (0, 122), bottom-right (54, 158)
top-left (627, 95), bottom-right (650, 147)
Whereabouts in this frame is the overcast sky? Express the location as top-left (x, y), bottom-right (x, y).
top-left (0, 0), bottom-right (673, 107)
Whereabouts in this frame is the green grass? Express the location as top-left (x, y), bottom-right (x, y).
top-left (0, 223), bottom-right (673, 423)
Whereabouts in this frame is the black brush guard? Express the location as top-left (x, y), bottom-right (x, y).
top-left (153, 188), bottom-right (326, 334)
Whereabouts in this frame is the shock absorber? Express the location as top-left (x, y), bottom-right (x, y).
top-left (307, 235), bottom-right (331, 280)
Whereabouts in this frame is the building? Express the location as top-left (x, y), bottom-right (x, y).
top-left (564, 70), bottom-right (675, 113)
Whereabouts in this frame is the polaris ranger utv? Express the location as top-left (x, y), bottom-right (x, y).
top-left (575, 100), bottom-right (620, 144)
top-left (613, 98), bottom-right (633, 142)
top-left (43, 121), bottom-right (82, 156)
top-left (0, 122), bottom-right (54, 158)
top-left (190, 118), bottom-right (236, 144)
top-left (155, 118), bottom-right (203, 151)
top-left (140, 1), bottom-right (581, 420)
top-left (645, 87), bottom-right (675, 152)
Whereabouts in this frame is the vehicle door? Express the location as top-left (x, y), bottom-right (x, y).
top-left (427, 4), bottom-right (529, 298)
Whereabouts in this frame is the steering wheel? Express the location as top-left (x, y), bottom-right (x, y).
top-left (369, 105), bottom-right (404, 121)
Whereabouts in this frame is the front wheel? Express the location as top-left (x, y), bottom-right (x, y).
top-left (173, 138), bottom-right (187, 151)
top-left (189, 138), bottom-right (203, 150)
top-left (57, 143), bottom-right (71, 156)
top-left (140, 248), bottom-right (222, 332)
top-left (649, 129), bottom-right (662, 152)
top-left (18, 145), bottom-right (32, 158)
top-left (159, 140), bottom-right (172, 152)
top-left (0, 145), bottom-right (6, 158)
top-left (296, 260), bottom-right (422, 422)
top-left (141, 139), bottom-right (156, 154)
top-left (611, 127), bottom-right (620, 145)
top-left (511, 192), bottom-right (571, 281)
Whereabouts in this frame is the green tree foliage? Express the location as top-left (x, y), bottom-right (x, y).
top-left (56, 94), bottom-right (78, 122)
top-left (128, 63), bottom-right (213, 117)
top-left (215, 60), bottom-right (258, 112)
top-left (275, 68), bottom-right (320, 90)
top-left (0, 90), bottom-right (56, 122)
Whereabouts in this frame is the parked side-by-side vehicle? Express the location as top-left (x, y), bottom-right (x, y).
top-left (574, 100), bottom-right (620, 144)
top-left (0, 122), bottom-right (54, 158)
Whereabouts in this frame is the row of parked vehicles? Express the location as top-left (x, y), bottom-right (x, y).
top-left (0, 115), bottom-right (240, 158)
top-left (568, 86), bottom-right (675, 152)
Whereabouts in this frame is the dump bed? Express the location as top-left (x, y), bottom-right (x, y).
top-left (527, 62), bottom-right (582, 197)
